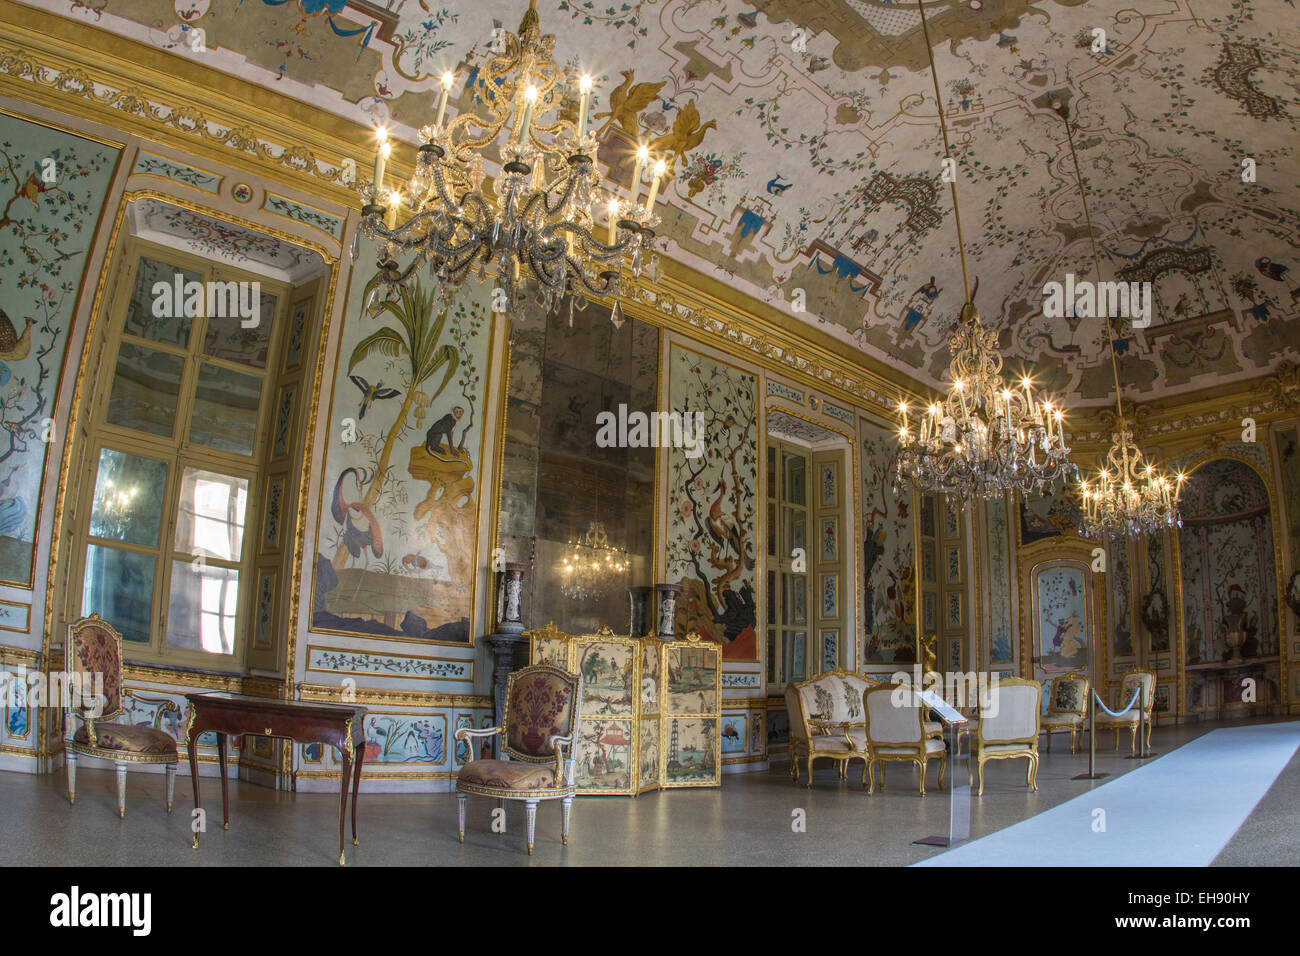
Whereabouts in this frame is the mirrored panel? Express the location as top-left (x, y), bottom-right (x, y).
top-left (124, 256), bottom-right (199, 346)
top-left (82, 544), bottom-right (155, 643)
top-left (203, 288), bottom-right (277, 368)
top-left (188, 363), bottom-right (262, 455)
top-left (105, 343), bottom-right (185, 437)
top-left (89, 447), bottom-right (168, 547)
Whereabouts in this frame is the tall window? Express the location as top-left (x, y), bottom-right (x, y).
top-left (73, 239), bottom-right (289, 668)
top-left (767, 440), bottom-right (809, 691)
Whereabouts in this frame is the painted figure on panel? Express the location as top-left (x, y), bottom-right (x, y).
top-left (1036, 565), bottom-right (1088, 672)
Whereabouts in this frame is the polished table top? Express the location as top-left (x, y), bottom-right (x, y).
top-left (185, 692), bottom-right (366, 719)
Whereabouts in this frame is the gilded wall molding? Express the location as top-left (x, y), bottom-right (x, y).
top-left (297, 682), bottom-right (491, 709)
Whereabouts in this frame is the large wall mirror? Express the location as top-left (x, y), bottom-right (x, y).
top-left (498, 299), bottom-right (659, 633)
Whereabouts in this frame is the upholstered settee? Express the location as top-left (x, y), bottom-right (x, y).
top-left (784, 669), bottom-right (880, 785)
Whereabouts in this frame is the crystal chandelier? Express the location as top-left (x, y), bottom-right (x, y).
top-left (356, 0), bottom-right (661, 326)
top-left (558, 522), bottom-right (629, 600)
top-left (894, 0), bottom-right (1077, 501)
top-left (895, 297), bottom-right (1078, 499)
top-left (1053, 99), bottom-right (1183, 538)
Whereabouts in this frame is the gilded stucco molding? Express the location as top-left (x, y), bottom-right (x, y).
top-left (296, 682), bottom-right (491, 709)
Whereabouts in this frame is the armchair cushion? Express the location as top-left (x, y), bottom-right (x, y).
top-left (458, 759), bottom-right (561, 792)
top-left (1096, 711), bottom-right (1140, 727)
top-left (72, 722), bottom-right (177, 759)
top-left (1042, 712), bottom-right (1082, 726)
top-left (505, 670), bottom-right (576, 759)
top-left (874, 737), bottom-right (946, 757)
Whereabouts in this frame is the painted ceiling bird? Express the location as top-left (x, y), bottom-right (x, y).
top-left (707, 479), bottom-right (754, 568)
top-left (0, 310), bottom-right (36, 362)
top-left (348, 374), bottom-right (400, 419)
top-left (19, 173), bottom-right (47, 211)
top-left (594, 70), bottom-right (666, 138)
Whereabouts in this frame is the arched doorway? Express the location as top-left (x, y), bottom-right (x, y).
top-left (1176, 457), bottom-right (1282, 718)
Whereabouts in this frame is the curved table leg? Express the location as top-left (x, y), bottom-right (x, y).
top-left (188, 721), bottom-right (202, 849)
top-left (338, 746), bottom-right (352, 866)
top-left (350, 742), bottom-right (364, 847)
top-left (216, 733), bottom-right (230, 831)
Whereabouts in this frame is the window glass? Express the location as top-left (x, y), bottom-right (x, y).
top-left (173, 468), bottom-right (248, 562)
top-left (165, 559), bottom-right (239, 655)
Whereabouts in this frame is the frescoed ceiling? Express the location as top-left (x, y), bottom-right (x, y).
top-left (27, 0), bottom-right (1300, 406)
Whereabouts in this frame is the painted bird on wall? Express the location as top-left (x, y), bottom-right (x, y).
top-left (348, 374), bottom-right (401, 419)
top-left (707, 478), bottom-right (754, 569)
top-left (0, 310), bottom-right (35, 362)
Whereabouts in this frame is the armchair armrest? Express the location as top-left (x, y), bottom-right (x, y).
top-left (454, 726), bottom-right (502, 763)
top-left (548, 733), bottom-right (575, 787)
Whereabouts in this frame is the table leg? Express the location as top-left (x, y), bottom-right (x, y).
top-left (216, 733), bottom-right (230, 831)
top-left (188, 719), bottom-right (202, 850)
top-left (338, 744), bottom-right (352, 867)
top-left (350, 738), bottom-right (364, 847)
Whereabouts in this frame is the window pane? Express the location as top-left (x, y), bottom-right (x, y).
top-left (166, 559), bottom-right (239, 655)
top-left (203, 288), bottom-right (276, 369)
top-left (82, 544), bottom-right (155, 643)
top-left (124, 256), bottom-right (199, 346)
top-left (105, 343), bottom-right (185, 437)
top-left (89, 448), bottom-right (168, 546)
top-left (188, 363), bottom-right (262, 455)
top-left (173, 468), bottom-right (248, 562)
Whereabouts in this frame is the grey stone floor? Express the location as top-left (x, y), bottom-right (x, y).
top-left (2, 716), bottom-right (1294, 866)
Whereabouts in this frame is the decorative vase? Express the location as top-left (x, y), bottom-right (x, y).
top-left (654, 583), bottom-right (682, 641)
top-left (497, 563), bottom-right (527, 635)
top-left (628, 586), bottom-right (653, 639)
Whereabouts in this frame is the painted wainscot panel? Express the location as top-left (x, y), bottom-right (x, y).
top-left (665, 345), bottom-right (758, 661)
top-left (0, 114), bottom-right (119, 586)
top-left (312, 252), bottom-right (492, 644)
top-left (860, 418), bottom-right (914, 664)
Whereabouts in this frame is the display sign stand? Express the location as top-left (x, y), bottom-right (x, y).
top-left (912, 690), bottom-right (970, 848)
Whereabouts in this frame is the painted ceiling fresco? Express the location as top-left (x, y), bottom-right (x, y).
top-left (35, 0), bottom-right (1300, 405)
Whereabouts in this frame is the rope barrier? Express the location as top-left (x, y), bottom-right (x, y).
top-left (1093, 688), bottom-right (1141, 719)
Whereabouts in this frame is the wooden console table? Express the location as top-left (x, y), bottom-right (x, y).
top-left (185, 692), bottom-right (367, 866)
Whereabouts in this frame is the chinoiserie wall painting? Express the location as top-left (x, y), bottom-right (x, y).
top-left (666, 345), bottom-right (758, 661)
top-left (0, 113), bottom-right (119, 586)
top-left (985, 495), bottom-right (1014, 667)
top-left (860, 417), bottom-right (913, 665)
top-left (1177, 459), bottom-right (1278, 665)
top-left (1032, 562), bottom-right (1091, 674)
top-left (1110, 537), bottom-right (1135, 661)
top-left (311, 243), bottom-right (492, 644)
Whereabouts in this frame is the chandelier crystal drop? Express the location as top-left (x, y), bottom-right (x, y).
top-left (894, 301), bottom-right (1078, 499)
top-left (1079, 422), bottom-right (1184, 538)
top-left (356, 0), bottom-right (661, 319)
top-left (558, 522), bottom-right (629, 601)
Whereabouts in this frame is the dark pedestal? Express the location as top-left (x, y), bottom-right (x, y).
top-left (486, 632), bottom-right (531, 744)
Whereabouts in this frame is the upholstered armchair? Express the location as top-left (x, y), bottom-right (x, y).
top-left (972, 677), bottom-right (1040, 796)
top-left (1095, 669), bottom-right (1156, 754)
top-left (1041, 671), bottom-right (1089, 753)
top-left (454, 662), bottom-right (582, 854)
top-left (64, 614), bottom-right (180, 817)
top-left (785, 669), bottom-right (877, 786)
top-left (862, 684), bottom-right (947, 795)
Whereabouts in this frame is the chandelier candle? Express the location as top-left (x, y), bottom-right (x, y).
top-left (645, 159), bottom-right (667, 213)
top-left (373, 130), bottom-right (389, 191)
top-left (577, 74), bottom-right (591, 136)
top-left (434, 72), bottom-right (453, 130)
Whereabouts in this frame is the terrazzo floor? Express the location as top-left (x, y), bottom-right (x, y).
top-left (3, 715), bottom-right (1296, 866)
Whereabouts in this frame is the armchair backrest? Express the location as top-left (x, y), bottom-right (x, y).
top-left (979, 677), bottom-right (1041, 744)
top-left (502, 663), bottom-right (582, 763)
top-left (1119, 670), bottom-right (1156, 717)
top-left (787, 670), bottom-right (881, 742)
top-left (67, 614), bottom-right (123, 720)
top-left (863, 684), bottom-right (923, 746)
top-left (1047, 671), bottom-right (1089, 717)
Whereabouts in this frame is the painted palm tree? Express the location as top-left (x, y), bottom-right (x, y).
top-left (349, 274), bottom-right (459, 510)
